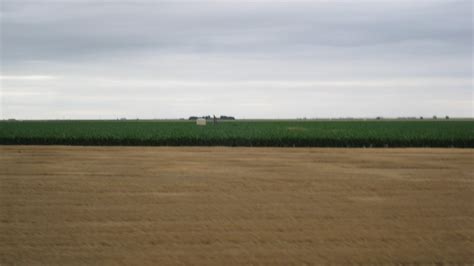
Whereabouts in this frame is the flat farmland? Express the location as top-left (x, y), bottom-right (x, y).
top-left (1, 120), bottom-right (473, 147)
top-left (0, 146), bottom-right (473, 265)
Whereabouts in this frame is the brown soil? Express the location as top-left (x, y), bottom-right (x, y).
top-left (0, 146), bottom-right (473, 265)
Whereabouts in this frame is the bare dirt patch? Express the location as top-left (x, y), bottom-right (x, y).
top-left (1, 146), bottom-right (473, 265)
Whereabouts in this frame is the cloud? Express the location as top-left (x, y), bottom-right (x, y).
top-left (2, 1), bottom-right (472, 61)
top-left (0, 0), bottom-right (472, 119)
top-left (0, 75), bottom-right (57, 80)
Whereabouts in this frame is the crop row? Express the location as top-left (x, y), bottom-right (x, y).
top-left (0, 120), bottom-right (472, 147)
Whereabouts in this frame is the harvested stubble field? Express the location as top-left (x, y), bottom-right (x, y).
top-left (0, 146), bottom-right (473, 265)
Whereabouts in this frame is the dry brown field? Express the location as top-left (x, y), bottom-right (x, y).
top-left (0, 146), bottom-right (473, 265)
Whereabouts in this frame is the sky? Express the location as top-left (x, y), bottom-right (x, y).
top-left (0, 0), bottom-right (472, 119)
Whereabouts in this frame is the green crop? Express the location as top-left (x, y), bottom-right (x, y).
top-left (0, 120), bottom-right (472, 147)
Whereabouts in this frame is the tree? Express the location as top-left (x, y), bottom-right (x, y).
top-left (220, 116), bottom-right (235, 120)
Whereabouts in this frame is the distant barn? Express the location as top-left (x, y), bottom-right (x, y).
top-left (196, 118), bottom-right (206, 126)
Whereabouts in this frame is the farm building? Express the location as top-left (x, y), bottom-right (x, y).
top-left (196, 118), bottom-right (206, 126)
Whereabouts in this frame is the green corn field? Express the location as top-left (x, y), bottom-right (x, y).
top-left (0, 120), bottom-right (472, 147)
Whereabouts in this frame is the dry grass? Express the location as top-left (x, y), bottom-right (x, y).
top-left (1, 146), bottom-right (473, 265)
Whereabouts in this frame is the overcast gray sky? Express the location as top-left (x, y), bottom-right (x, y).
top-left (0, 0), bottom-right (472, 119)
